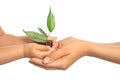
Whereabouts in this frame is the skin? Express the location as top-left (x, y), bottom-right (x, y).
top-left (0, 27), bottom-right (33, 47)
top-left (0, 27), bottom-right (58, 65)
top-left (1, 26), bottom-right (120, 70)
top-left (30, 37), bottom-right (120, 70)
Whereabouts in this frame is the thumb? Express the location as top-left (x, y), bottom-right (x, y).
top-left (0, 26), bottom-right (5, 36)
top-left (43, 48), bottom-right (68, 64)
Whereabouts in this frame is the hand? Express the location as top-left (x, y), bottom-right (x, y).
top-left (23, 35), bottom-right (58, 58)
top-left (24, 43), bottom-right (49, 58)
top-left (23, 42), bottom-right (58, 64)
top-left (0, 27), bottom-right (33, 46)
top-left (30, 37), bottom-right (92, 70)
top-left (0, 26), bottom-right (58, 64)
top-left (0, 27), bottom-right (57, 46)
top-left (23, 36), bottom-right (57, 58)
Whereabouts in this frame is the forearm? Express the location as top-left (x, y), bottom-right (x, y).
top-left (90, 43), bottom-right (120, 64)
top-left (19, 36), bottom-right (33, 43)
top-left (0, 45), bottom-right (24, 65)
top-left (98, 42), bottom-right (120, 47)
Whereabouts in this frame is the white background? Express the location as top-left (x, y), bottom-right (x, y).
top-left (0, 0), bottom-right (120, 80)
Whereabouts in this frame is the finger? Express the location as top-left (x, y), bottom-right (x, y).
top-left (36, 44), bottom-right (51, 51)
top-left (47, 36), bottom-right (57, 41)
top-left (43, 55), bottom-right (74, 70)
top-left (30, 57), bottom-right (71, 70)
top-left (30, 58), bottom-right (44, 66)
top-left (48, 42), bottom-right (59, 53)
top-left (29, 59), bottom-right (48, 69)
top-left (29, 58), bottom-right (58, 70)
top-left (47, 36), bottom-right (57, 45)
top-left (43, 56), bottom-right (71, 70)
top-left (30, 61), bottom-right (57, 70)
top-left (36, 43), bottom-right (59, 58)
top-left (43, 48), bottom-right (69, 64)
top-left (29, 59), bottom-right (44, 68)
top-left (30, 58), bottom-right (59, 68)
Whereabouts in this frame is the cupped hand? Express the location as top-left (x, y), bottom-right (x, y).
top-left (30, 37), bottom-right (91, 70)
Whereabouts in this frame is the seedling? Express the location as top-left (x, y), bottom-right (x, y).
top-left (23, 7), bottom-right (55, 47)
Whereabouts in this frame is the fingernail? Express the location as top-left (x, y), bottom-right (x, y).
top-left (43, 57), bottom-right (50, 64)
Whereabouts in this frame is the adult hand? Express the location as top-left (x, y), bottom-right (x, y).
top-left (0, 27), bottom-right (57, 46)
top-left (0, 27), bottom-right (34, 46)
top-left (30, 37), bottom-right (92, 70)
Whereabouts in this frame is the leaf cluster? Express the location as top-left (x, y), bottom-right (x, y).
top-left (23, 7), bottom-right (55, 44)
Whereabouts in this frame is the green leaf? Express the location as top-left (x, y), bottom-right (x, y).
top-left (23, 30), bottom-right (47, 43)
top-left (47, 7), bottom-right (55, 32)
top-left (38, 27), bottom-right (48, 37)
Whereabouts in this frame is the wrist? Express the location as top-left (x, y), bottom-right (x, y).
top-left (87, 42), bottom-right (102, 57)
top-left (15, 44), bottom-right (25, 59)
top-left (23, 44), bottom-right (29, 58)
top-left (77, 39), bottom-right (95, 56)
top-left (23, 43), bottom-right (34, 58)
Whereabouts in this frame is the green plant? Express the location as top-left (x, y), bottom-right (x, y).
top-left (23, 7), bottom-right (55, 47)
